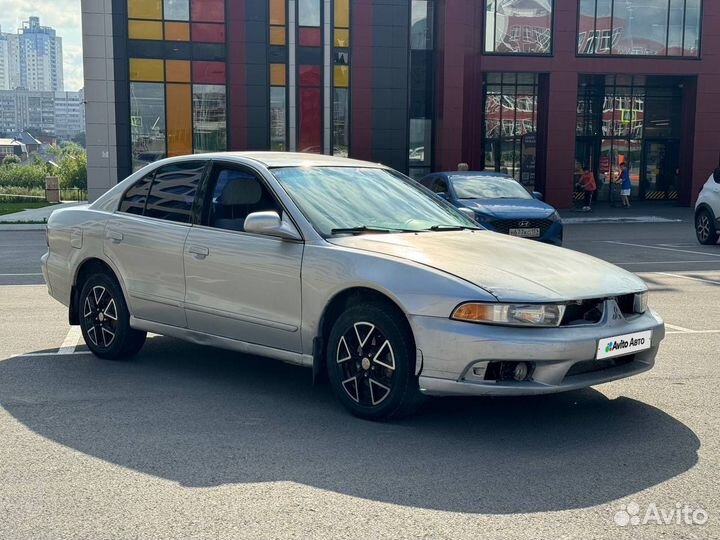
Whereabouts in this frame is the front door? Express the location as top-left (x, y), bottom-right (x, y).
top-left (183, 162), bottom-right (304, 353)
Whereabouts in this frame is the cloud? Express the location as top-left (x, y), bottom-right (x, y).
top-left (0, 0), bottom-right (84, 91)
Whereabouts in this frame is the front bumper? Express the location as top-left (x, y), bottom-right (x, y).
top-left (412, 305), bottom-right (664, 397)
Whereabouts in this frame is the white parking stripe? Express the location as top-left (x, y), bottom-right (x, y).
top-left (0, 273), bottom-right (43, 276)
top-left (653, 272), bottom-right (720, 285)
top-left (58, 326), bottom-right (83, 354)
top-left (665, 323), bottom-right (695, 333)
top-left (667, 330), bottom-right (720, 335)
top-left (615, 260), bottom-right (720, 265)
top-left (604, 241), bottom-right (720, 258)
top-left (9, 351), bottom-right (93, 359)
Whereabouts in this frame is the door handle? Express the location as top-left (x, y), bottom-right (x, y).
top-left (188, 245), bottom-right (210, 259)
top-left (107, 230), bottom-right (123, 243)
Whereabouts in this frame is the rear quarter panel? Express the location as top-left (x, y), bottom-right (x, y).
top-left (46, 208), bottom-right (114, 307)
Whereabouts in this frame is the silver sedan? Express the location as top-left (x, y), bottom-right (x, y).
top-left (42, 153), bottom-right (665, 419)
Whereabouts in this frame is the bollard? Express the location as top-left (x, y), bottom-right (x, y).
top-left (46, 176), bottom-right (60, 203)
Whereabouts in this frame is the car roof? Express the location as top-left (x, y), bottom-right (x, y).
top-left (185, 151), bottom-right (385, 169)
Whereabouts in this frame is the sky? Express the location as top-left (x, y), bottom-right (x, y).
top-left (0, 0), bottom-right (83, 91)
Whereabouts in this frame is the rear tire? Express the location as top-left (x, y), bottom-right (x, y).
top-left (78, 272), bottom-right (146, 360)
top-left (326, 302), bottom-right (423, 420)
top-left (696, 209), bottom-right (719, 245)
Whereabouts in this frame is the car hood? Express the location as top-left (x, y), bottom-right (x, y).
top-left (459, 198), bottom-right (555, 219)
top-left (328, 230), bottom-right (646, 302)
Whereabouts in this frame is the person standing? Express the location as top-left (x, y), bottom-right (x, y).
top-left (578, 166), bottom-right (597, 211)
top-left (457, 162), bottom-right (469, 171)
top-left (618, 162), bottom-right (632, 208)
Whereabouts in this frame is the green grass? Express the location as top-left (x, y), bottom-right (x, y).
top-left (0, 201), bottom-right (54, 216)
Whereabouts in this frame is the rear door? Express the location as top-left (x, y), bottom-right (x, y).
top-left (183, 161), bottom-right (304, 352)
top-left (104, 160), bottom-right (207, 327)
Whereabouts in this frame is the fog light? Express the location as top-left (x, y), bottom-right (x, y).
top-left (513, 362), bottom-right (529, 381)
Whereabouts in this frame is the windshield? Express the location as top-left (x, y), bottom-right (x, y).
top-left (452, 175), bottom-right (533, 200)
top-left (271, 166), bottom-right (479, 236)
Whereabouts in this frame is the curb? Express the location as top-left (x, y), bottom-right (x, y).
top-left (562, 216), bottom-right (686, 225)
top-left (0, 224), bottom-right (47, 231)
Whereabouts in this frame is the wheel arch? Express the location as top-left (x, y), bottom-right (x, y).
top-left (695, 202), bottom-right (718, 224)
top-left (312, 286), bottom-right (415, 383)
top-left (69, 257), bottom-right (127, 325)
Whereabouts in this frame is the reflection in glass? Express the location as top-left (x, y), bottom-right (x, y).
top-left (410, 0), bottom-right (433, 50)
top-left (144, 162), bottom-right (205, 223)
top-left (409, 119), bottom-right (432, 167)
top-left (299, 0), bottom-right (321, 26)
top-left (164, 0), bottom-right (189, 21)
top-left (270, 87), bottom-right (287, 151)
top-left (130, 83), bottom-right (166, 172)
top-left (192, 84), bottom-right (227, 153)
top-left (332, 88), bottom-right (349, 157)
top-left (485, 0), bottom-right (553, 54)
top-left (578, 0), bottom-right (702, 57)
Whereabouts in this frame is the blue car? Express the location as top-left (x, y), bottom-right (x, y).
top-left (419, 171), bottom-right (563, 245)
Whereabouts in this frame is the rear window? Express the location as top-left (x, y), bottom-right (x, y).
top-left (118, 174), bottom-right (153, 215)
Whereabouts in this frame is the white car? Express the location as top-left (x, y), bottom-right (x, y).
top-left (695, 169), bottom-right (720, 245)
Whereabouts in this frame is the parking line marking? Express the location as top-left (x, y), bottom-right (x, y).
top-left (614, 260), bottom-right (720, 265)
top-left (667, 330), bottom-right (720, 335)
top-left (8, 351), bottom-right (93, 359)
top-left (0, 273), bottom-right (43, 276)
top-left (653, 272), bottom-right (720, 285)
top-left (604, 241), bottom-right (720, 258)
top-left (58, 326), bottom-right (83, 354)
top-left (665, 323), bottom-right (695, 333)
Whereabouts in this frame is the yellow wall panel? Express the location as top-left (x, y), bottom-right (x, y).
top-left (335, 0), bottom-right (349, 28)
top-left (166, 84), bottom-right (193, 156)
top-left (165, 22), bottom-right (190, 41)
top-left (334, 28), bottom-right (349, 47)
top-left (129, 58), bottom-right (164, 82)
top-left (128, 20), bottom-right (163, 40)
top-left (270, 64), bottom-right (286, 86)
top-left (165, 60), bottom-right (191, 82)
top-left (334, 65), bottom-right (349, 88)
top-left (128, 0), bottom-right (162, 20)
top-left (270, 0), bottom-right (286, 25)
top-left (270, 26), bottom-right (286, 45)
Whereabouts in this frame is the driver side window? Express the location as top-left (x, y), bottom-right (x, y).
top-left (431, 177), bottom-right (448, 194)
top-left (205, 165), bottom-right (281, 232)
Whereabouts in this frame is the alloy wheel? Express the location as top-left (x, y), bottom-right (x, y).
top-left (697, 214), bottom-right (710, 243)
top-left (336, 321), bottom-right (396, 406)
top-left (83, 285), bottom-right (118, 348)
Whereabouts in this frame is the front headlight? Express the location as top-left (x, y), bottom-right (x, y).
top-left (451, 302), bottom-right (566, 327)
top-left (548, 211), bottom-right (561, 222)
top-left (473, 213), bottom-right (492, 223)
top-left (633, 291), bottom-right (648, 314)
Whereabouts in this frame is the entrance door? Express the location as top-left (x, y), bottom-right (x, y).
top-left (642, 141), bottom-right (680, 200)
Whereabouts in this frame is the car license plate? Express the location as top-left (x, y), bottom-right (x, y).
top-left (509, 227), bottom-right (540, 238)
top-left (596, 330), bottom-right (652, 359)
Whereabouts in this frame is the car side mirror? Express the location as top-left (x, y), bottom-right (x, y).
top-left (244, 211), bottom-right (302, 241)
top-left (532, 191), bottom-right (544, 201)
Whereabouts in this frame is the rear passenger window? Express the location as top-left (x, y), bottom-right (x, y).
top-left (119, 173), bottom-right (153, 215)
top-left (144, 161), bottom-right (206, 224)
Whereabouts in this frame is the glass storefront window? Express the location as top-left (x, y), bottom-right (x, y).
top-left (192, 84), bottom-right (227, 153)
top-left (164, 0), bottom-right (189, 21)
top-left (482, 72), bottom-right (538, 184)
top-left (411, 0), bottom-right (433, 50)
top-left (299, 0), bottom-right (321, 27)
top-left (485, 0), bottom-right (553, 54)
top-left (130, 82), bottom-right (166, 171)
top-left (578, 0), bottom-right (702, 57)
top-left (332, 88), bottom-right (349, 157)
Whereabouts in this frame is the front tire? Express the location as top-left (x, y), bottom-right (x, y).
top-left (78, 272), bottom-right (146, 360)
top-left (696, 209), bottom-right (719, 245)
top-left (326, 302), bottom-right (423, 420)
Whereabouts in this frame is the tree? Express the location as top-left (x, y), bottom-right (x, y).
top-left (2, 154), bottom-right (21, 165)
top-left (72, 132), bottom-right (86, 148)
top-left (57, 151), bottom-right (87, 190)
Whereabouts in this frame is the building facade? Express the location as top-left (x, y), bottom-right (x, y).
top-left (0, 17), bottom-right (64, 92)
top-left (0, 89), bottom-right (85, 139)
top-left (82, 0), bottom-right (719, 206)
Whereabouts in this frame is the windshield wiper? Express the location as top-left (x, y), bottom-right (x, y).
top-left (330, 225), bottom-right (415, 235)
top-left (426, 225), bottom-right (481, 231)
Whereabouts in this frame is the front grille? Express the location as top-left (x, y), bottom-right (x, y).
top-left (564, 355), bottom-right (635, 379)
top-left (488, 218), bottom-right (553, 236)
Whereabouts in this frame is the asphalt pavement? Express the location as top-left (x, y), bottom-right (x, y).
top-left (1, 220), bottom-right (719, 539)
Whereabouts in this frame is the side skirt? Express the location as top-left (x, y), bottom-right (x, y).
top-left (130, 316), bottom-right (314, 368)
